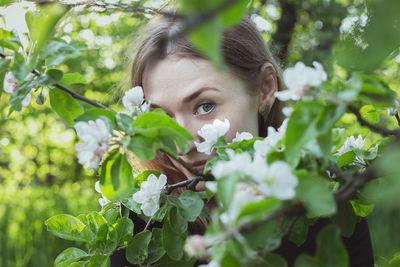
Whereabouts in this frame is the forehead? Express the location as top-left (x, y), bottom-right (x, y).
top-left (142, 55), bottom-right (247, 103)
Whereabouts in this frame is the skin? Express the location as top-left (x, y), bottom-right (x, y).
top-left (142, 54), bottom-right (277, 180)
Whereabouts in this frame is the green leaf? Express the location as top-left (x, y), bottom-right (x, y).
top-left (132, 112), bottom-right (193, 154)
top-left (61, 72), bottom-right (87, 84)
top-left (87, 254), bottom-right (110, 267)
top-left (94, 223), bottom-right (118, 254)
top-left (263, 253), bottom-right (288, 267)
top-left (121, 196), bottom-right (141, 214)
top-left (74, 108), bottom-right (116, 129)
top-left (152, 202), bottom-right (169, 222)
top-left (244, 220), bottom-right (281, 252)
top-left (49, 88), bottom-right (83, 126)
top-left (349, 199), bottom-right (374, 217)
top-left (353, 145), bottom-right (378, 161)
top-left (128, 135), bottom-right (160, 161)
top-left (87, 211), bottom-right (107, 234)
top-left (337, 72), bottom-right (362, 101)
top-left (238, 198), bottom-right (281, 222)
top-left (295, 170), bottom-right (336, 217)
top-left (40, 40), bottom-right (85, 67)
top-left (221, 251), bottom-right (242, 267)
top-left (294, 254), bottom-right (318, 267)
top-left (168, 207), bottom-right (187, 233)
top-left (37, 69), bottom-right (63, 86)
top-left (220, 0), bottom-right (249, 27)
top-left (147, 228), bottom-right (166, 263)
top-left (162, 220), bottom-right (187, 260)
top-left (0, 58), bottom-right (11, 96)
top-left (54, 247), bottom-right (89, 267)
top-left (315, 224), bottom-right (348, 266)
top-left (0, 28), bottom-right (20, 51)
top-left (126, 230), bottom-right (152, 264)
top-left (68, 261), bottom-right (88, 267)
top-left (189, 17), bottom-right (223, 69)
top-left (9, 79), bottom-right (35, 111)
top-left (339, 202), bottom-right (357, 238)
top-left (116, 112), bottom-right (134, 133)
top-left (217, 175), bottom-right (239, 210)
top-left (337, 151), bottom-right (356, 167)
top-left (178, 190), bottom-right (204, 222)
top-left (286, 103), bottom-right (345, 167)
top-left (99, 152), bottom-right (135, 201)
top-left (25, 4), bottom-right (69, 69)
top-left (45, 214), bottom-right (93, 242)
top-left (288, 216), bottom-right (309, 247)
top-left (114, 217), bottom-right (134, 244)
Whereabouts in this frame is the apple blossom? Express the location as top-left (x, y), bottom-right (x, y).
top-left (253, 118), bottom-right (288, 157)
top-left (74, 119), bottom-right (110, 170)
top-left (95, 181), bottom-right (111, 207)
top-left (219, 182), bottom-right (263, 224)
top-left (335, 134), bottom-right (365, 155)
top-left (211, 149), bottom-right (253, 179)
top-left (231, 131), bottom-right (253, 142)
top-left (275, 61), bottom-right (327, 101)
top-left (132, 173), bottom-right (167, 217)
top-left (184, 235), bottom-right (206, 258)
top-left (194, 119), bottom-right (230, 155)
top-left (122, 86), bottom-right (147, 115)
top-left (199, 260), bottom-right (220, 267)
top-left (254, 161), bottom-right (298, 200)
top-left (3, 72), bottom-right (34, 107)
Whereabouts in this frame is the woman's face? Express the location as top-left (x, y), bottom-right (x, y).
top-left (142, 55), bottom-right (260, 179)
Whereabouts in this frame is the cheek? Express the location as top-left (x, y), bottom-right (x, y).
top-left (224, 107), bottom-right (259, 142)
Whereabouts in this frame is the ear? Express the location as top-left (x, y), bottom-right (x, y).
top-left (258, 62), bottom-right (278, 113)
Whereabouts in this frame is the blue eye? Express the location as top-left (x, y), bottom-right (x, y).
top-left (196, 102), bottom-right (215, 115)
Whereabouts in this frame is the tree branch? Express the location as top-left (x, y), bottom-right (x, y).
top-left (164, 174), bottom-right (214, 195)
top-left (0, 53), bottom-right (114, 112)
top-left (348, 105), bottom-right (400, 136)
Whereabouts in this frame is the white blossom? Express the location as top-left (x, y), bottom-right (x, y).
top-left (282, 106), bottom-right (294, 117)
top-left (275, 61), bottom-right (327, 101)
top-left (253, 118), bottom-right (288, 157)
top-left (231, 131), bottom-right (253, 142)
top-left (122, 86), bottom-right (145, 114)
top-left (212, 149), bottom-right (253, 179)
top-left (3, 72), bottom-right (34, 107)
top-left (184, 235), bottom-right (206, 258)
top-left (74, 119), bottom-right (110, 170)
top-left (132, 173), bottom-right (167, 217)
top-left (387, 100), bottom-right (400, 116)
top-left (199, 260), bottom-right (220, 267)
top-left (95, 181), bottom-right (111, 207)
top-left (254, 161), bottom-right (298, 200)
top-left (335, 134), bottom-right (365, 156)
top-left (220, 182), bottom-right (263, 224)
top-left (194, 119), bottom-right (230, 155)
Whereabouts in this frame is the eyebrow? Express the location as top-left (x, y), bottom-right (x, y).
top-left (149, 87), bottom-right (220, 109)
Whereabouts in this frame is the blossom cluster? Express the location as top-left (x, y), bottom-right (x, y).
top-left (194, 118), bottom-right (230, 155)
top-left (132, 173), bottom-right (167, 216)
top-left (275, 61), bottom-right (327, 101)
top-left (122, 86), bottom-right (149, 116)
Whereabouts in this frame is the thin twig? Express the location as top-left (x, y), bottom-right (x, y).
top-left (395, 114), bottom-right (400, 127)
top-left (165, 174), bottom-right (214, 194)
top-left (143, 218), bottom-right (152, 231)
top-left (348, 105), bottom-right (400, 136)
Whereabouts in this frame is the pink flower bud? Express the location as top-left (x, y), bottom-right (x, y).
top-left (184, 235), bottom-right (206, 258)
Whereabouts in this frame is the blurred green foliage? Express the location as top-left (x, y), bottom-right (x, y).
top-left (0, 0), bottom-right (400, 265)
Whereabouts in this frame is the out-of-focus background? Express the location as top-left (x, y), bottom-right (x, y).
top-left (0, 0), bottom-right (399, 266)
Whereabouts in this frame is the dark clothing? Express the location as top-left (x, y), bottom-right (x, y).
top-left (110, 213), bottom-right (374, 267)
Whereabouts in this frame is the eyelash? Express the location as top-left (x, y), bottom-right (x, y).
top-left (195, 101), bottom-right (215, 116)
